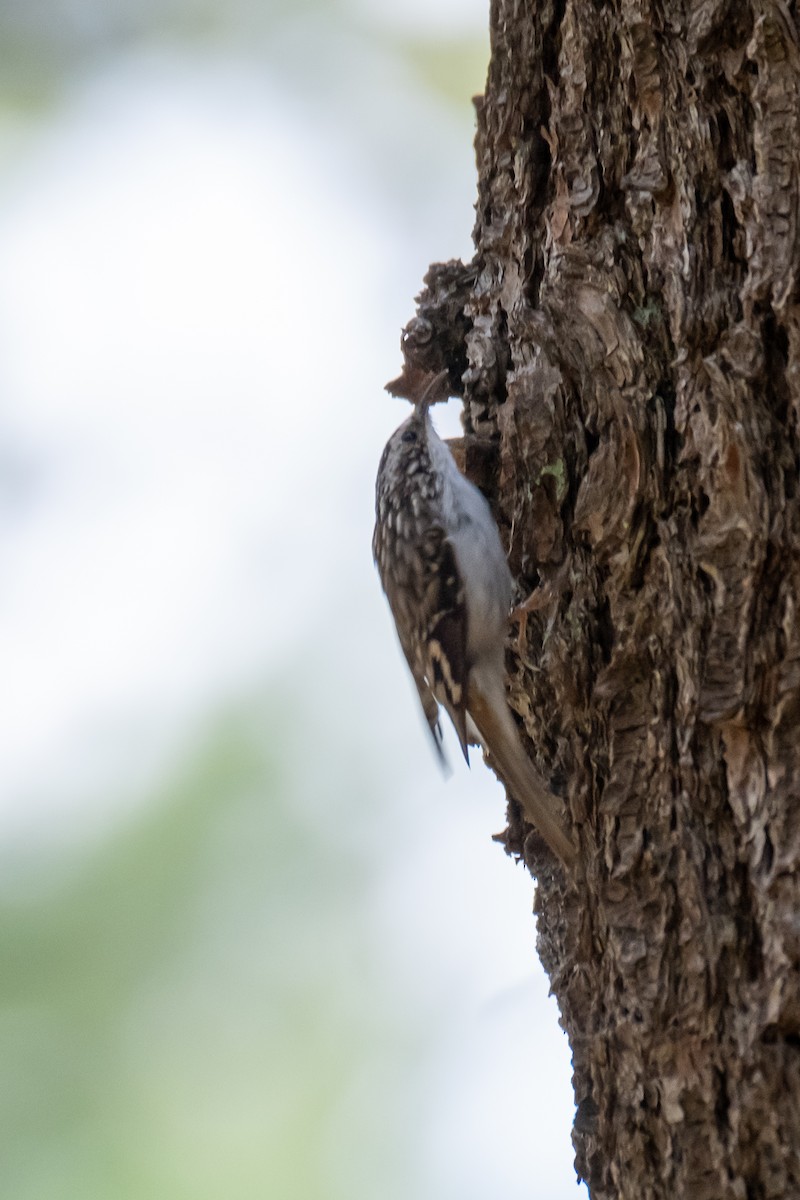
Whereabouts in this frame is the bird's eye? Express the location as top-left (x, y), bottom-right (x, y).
top-left (402, 430), bottom-right (417, 444)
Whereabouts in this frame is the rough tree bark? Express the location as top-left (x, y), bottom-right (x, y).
top-left (396, 2), bottom-right (800, 1197)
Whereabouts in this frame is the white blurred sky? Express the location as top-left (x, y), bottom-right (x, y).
top-left (0, 20), bottom-right (584, 1198)
top-left (0, 43), bottom-right (477, 834)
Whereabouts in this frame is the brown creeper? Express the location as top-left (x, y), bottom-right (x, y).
top-left (373, 371), bottom-right (576, 868)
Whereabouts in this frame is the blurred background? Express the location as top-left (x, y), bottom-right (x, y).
top-left (0, 1), bottom-right (584, 1196)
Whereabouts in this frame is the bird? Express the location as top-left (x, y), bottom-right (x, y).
top-left (373, 369), bottom-right (576, 868)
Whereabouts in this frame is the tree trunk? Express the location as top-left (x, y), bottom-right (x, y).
top-left (397, 2), bottom-right (800, 1196)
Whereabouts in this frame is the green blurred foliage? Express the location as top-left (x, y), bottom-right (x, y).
top-left (0, 706), bottom-right (429, 1198)
top-left (393, 36), bottom-right (488, 107)
top-left (0, 0), bottom-right (488, 111)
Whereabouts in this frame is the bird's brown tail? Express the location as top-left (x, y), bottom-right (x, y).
top-left (468, 682), bottom-right (576, 869)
